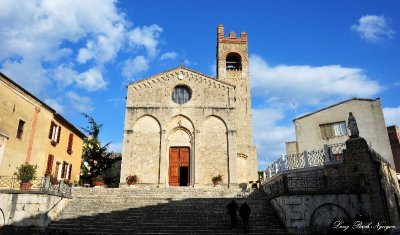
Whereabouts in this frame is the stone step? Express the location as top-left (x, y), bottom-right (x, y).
top-left (45, 188), bottom-right (286, 234)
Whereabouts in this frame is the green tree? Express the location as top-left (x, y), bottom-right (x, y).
top-left (80, 113), bottom-right (113, 183)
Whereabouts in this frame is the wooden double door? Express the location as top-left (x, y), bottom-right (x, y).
top-left (169, 147), bottom-right (190, 186)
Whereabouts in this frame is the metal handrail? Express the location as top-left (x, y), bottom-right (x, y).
top-left (0, 176), bottom-right (73, 198)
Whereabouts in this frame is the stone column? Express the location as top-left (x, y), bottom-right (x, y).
top-left (190, 131), bottom-right (197, 186)
top-left (119, 130), bottom-right (133, 187)
top-left (227, 130), bottom-right (238, 187)
top-left (193, 130), bottom-right (201, 187)
top-left (158, 130), bottom-right (167, 187)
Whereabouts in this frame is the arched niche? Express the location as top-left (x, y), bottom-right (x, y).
top-left (310, 203), bottom-right (351, 235)
top-left (131, 115), bottom-right (161, 184)
top-left (198, 115), bottom-right (228, 185)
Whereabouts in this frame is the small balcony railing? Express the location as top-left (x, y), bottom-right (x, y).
top-left (0, 175), bottom-right (74, 198)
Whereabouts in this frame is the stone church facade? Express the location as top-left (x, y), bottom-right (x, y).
top-left (120, 25), bottom-right (257, 187)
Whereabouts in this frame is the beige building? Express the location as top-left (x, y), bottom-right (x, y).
top-left (0, 72), bottom-right (85, 182)
top-left (286, 98), bottom-right (394, 165)
top-left (120, 25), bottom-right (258, 187)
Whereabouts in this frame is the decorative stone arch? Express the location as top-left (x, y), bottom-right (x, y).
top-left (133, 114), bottom-right (162, 130)
top-left (169, 114), bottom-right (195, 133)
top-left (165, 115), bottom-right (196, 186)
top-left (203, 114), bottom-right (229, 131)
top-left (197, 115), bottom-right (230, 185)
top-left (310, 203), bottom-right (351, 235)
top-left (130, 114), bottom-right (162, 184)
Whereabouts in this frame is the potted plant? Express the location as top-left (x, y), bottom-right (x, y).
top-left (212, 174), bottom-right (223, 186)
top-left (50, 175), bottom-right (59, 185)
top-left (92, 175), bottom-right (105, 187)
top-left (126, 175), bottom-right (139, 186)
top-left (14, 164), bottom-right (38, 190)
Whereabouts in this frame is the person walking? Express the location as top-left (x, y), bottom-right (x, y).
top-left (226, 200), bottom-right (238, 230)
top-left (239, 202), bottom-right (251, 232)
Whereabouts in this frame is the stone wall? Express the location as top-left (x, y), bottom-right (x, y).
top-left (264, 137), bottom-right (400, 234)
top-left (270, 194), bottom-right (370, 234)
top-left (0, 192), bottom-right (69, 227)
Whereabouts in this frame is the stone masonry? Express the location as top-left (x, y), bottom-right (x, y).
top-left (264, 137), bottom-right (400, 234)
top-left (120, 25), bottom-right (258, 187)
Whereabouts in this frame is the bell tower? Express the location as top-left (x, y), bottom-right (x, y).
top-left (216, 24), bottom-right (257, 181)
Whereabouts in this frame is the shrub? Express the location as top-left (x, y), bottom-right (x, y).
top-left (126, 175), bottom-right (139, 185)
top-left (14, 164), bottom-right (38, 183)
top-left (212, 174), bottom-right (223, 183)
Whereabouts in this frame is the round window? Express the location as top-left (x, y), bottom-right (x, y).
top-left (172, 85), bottom-right (192, 104)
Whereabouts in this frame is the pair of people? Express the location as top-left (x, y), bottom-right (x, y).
top-left (226, 200), bottom-right (251, 231)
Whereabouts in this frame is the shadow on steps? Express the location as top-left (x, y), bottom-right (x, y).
top-left (0, 188), bottom-right (286, 235)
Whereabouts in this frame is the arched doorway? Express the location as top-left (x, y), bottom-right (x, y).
top-left (168, 128), bottom-right (191, 186)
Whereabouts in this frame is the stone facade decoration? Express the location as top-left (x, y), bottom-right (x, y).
top-left (120, 25), bottom-right (258, 187)
top-left (0, 73), bottom-right (85, 183)
top-left (286, 98), bottom-right (394, 166)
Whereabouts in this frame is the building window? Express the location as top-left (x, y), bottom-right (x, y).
top-left (16, 120), bottom-right (25, 139)
top-left (48, 121), bottom-right (61, 145)
top-left (55, 162), bottom-right (61, 180)
top-left (172, 85), bottom-right (191, 104)
top-left (68, 164), bottom-right (72, 180)
top-left (320, 121), bottom-right (347, 139)
top-left (61, 161), bottom-right (68, 179)
top-left (67, 133), bottom-right (74, 154)
top-left (45, 154), bottom-right (54, 175)
top-left (226, 52), bottom-right (242, 70)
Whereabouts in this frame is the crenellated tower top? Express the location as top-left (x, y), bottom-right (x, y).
top-left (217, 24), bottom-right (247, 44)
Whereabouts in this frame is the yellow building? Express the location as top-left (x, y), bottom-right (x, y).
top-left (0, 72), bottom-right (85, 183)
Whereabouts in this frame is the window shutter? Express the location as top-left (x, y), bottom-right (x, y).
top-left (48, 122), bottom-right (54, 139)
top-left (61, 161), bottom-right (66, 178)
top-left (45, 154), bottom-right (54, 175)
top-left (68, 165), bottom-right (72, 180)
top-left (68, 133), bottom-right (74, 150)
top-left (56, 126), bottom-right (61, 143)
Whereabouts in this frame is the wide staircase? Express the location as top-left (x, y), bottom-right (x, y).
top-left (46, 187), bottom-right (286, 234)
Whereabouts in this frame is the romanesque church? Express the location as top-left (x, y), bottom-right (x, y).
top-left (120, 25), bottom-right (258, 187)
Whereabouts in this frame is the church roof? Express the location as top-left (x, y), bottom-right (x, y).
top-left (126, 65), bottom-right (235, 88)
top-left (293, 97), bottom-right (379, 122)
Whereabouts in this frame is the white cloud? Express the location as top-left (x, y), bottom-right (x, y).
top-left (75, 68), bottom-right (107, 91)
top-left (128, 25), bottom-right (163, 57)
top-left (1, 58), bottom-right (49, 94)
top-left (122, 56), bottom-right (149, 80)
top-left (0, 0), bottom-right (126, 95)
top-left (0, 0), bottom-right (166, 101)
top-left (67, 91), bottom-right (94, 112)
top-left (77, 22), bottom-right (125, 64)
top-left (351, 15), bottom-right (394, 43)
top-left (160, 51), bottom-right (178, 60)
top-left (53, 65), bottom-right (78, 88)
top-left (252, 107), bottom-right (295, 170)
top-left (383, 106), bottom-right (400, 126)
top-left (44, 98), bottom-right (65, 114)
top-left (250, 55), bottom-right (382, 106)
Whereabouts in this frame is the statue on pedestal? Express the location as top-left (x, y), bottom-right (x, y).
top-left (348, 112), bottom-right (359, 138)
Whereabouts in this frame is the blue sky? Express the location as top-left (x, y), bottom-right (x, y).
top-left (1, 0), bottom-right (399, 170)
